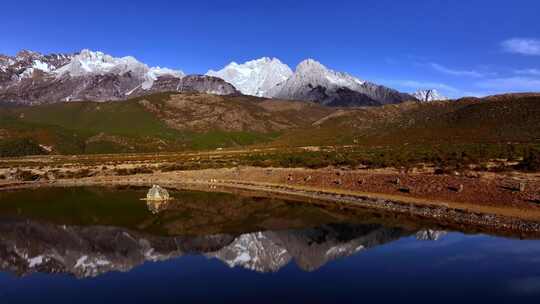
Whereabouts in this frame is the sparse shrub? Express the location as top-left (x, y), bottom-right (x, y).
top-left (53, 169), bottom-right (93, 179)
top-left (15, 170), bottom-right (41, 181)
top-left (115, 166), bottom-right (154, 176)
top-left (159, 163), bottom-right (188, 172)
top-left (519, 149), bottom-right (540, 171)
top-left (0, 138), bottom-right (45, 157)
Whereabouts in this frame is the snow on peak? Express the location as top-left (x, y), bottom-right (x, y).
top-left (296, 58), bottom-right (326, 72)
top-left (32, 60), bottom-right (53, 72)
top-left (207, 57), bottom-right (293, 97)
top-left (412, 89), bottom-right (448, 102)
top-left (55, 49), bottom-right (147, 77)
top-left (54, 49), bottom-right (184, 90)
top-left (267, 58), bottom-right (365, 100)
top-left (296, 59), bottom-right (365, 88)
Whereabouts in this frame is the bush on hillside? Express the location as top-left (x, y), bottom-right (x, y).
top-left (0, 138), bottom-right (45, 157)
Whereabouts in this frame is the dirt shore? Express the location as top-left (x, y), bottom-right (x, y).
top-left (1, 165), bottom-right (540, 235)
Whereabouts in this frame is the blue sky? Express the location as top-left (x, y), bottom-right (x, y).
top-left (1, 0), bottom-right (539, 97)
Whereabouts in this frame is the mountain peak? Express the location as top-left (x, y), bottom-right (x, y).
top-left (412, 89), bottom-right (448, 102)
top-left (266, 59), bottom-right (416, 107)
top-left (16, 49), bottom-right (41, 57)
top-left (296, 58), bottom-right (326, 73)
top-left (50, 49), bottom-right (185, 92)
top-left (206, 57), bottom-right (292, 97)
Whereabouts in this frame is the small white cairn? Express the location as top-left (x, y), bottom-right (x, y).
top-left (146, 185), bottom-right (170, 201)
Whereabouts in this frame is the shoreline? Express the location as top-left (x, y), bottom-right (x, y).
top-left (2, 173), bottom-right (540, 237)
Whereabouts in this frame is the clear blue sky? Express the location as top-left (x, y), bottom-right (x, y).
top-left (1, 0), bottom-right (539, 97)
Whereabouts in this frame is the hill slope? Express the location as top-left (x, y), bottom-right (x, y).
top-left (1, 93), bottom-right (539, 156)
top-left (0, 92), bottom-right (334, 155)
top-left (274, 94), bottom-right (540, 147)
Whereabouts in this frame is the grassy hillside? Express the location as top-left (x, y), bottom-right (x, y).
top-left (0, 92), bottom-right (539, 160)
top-left (0, 92), bottom-right (332, 155)
top-left (274, 94), bottom-right (540, 147)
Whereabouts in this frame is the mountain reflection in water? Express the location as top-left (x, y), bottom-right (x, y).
top-left (0, 219), bottom-right (433, 277)
top-left (0, 186), bottom-right (448, 278)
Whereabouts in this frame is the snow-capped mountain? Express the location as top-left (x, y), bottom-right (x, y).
top-left (206, 57), bottom-right (415, 106)
top-left (267, 59), bottom-right (415, 106)
top-left (1, 49), bottom-right (416, 106)
top-left (206, 57), bottom-right (292, 97)
top-left (53, 49), bottom-right (185, 90)
top-left (412, 89), bottom-right (448, 102)
top-left (0, 49), bottom-right (236, 104)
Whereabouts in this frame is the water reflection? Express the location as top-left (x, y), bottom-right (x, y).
top-left (0, 218), bottom-right (417, 277)
top-left (0, 186), bottom-right (530, 280)
top-left (146, 199), bottom-right (171, 214)
top-left (3, 188), bottom-right (540, 304)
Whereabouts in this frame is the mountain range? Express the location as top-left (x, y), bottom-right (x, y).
top-left (0, 49), bottom-right (237, 105)
top-left (209, 57), bottom-right (418, 106)
top-left (0, 49), bottom-right (444, 106)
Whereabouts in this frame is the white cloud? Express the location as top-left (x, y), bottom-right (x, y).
top-left (429, 63), bottom-right (488, 78)
top-left (476, 76), bottom-right (540, 91)
top-left (502, 38), bottom-right (540, 56)
top-left (515, 68), bottom-right (540, 76)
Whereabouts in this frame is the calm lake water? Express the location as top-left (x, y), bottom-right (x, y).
top-left (0, 187), bottom-right (539, 303)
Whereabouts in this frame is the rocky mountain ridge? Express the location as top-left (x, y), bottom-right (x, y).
top-left (209, 57), bottom-right (418, 106)
top-left (0, 49), bottom-right (237, 104)
top-left (0, 49), bottom-right (448, 107)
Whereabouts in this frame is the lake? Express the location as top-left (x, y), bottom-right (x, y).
top-left (0, 186), bottom-right (539, 303)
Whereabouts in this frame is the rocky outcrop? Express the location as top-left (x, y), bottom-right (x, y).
top-left (146, 185), bottom-right (170, 201)
top-left (132, 75), bottom-right (238, 96)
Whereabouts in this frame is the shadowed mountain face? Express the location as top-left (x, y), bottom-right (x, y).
top-left (266, 59), bottom-right (415, 107)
